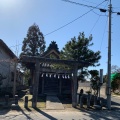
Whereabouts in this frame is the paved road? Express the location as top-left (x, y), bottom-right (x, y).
top-left (0, 108), bottom-right (120, 120)
top-left (0, 95), bottom-right (120, 120)
top-left (111, 95), bottom-right (120, 103)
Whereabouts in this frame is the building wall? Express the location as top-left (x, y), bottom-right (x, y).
top-left (0, 46), bottom-right (15, 88)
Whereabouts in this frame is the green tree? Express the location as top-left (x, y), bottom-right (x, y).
top-left (110, 65), bottom-right (120, 92)
top-left (24, 70), bottom-right (30, 86)
top-left (89, 70), bottom-right (100, 95)
top-left (60, 32), bottom-right (101, 67)
top-left (20, 23), bottom-right (46, 57)
top-left (20, 24), bottom-right (46, 86)
top-left (111, 65), bottom-right (120, 74)
top-left (60, 32), bottom-right (101, 80)
top-left (111, 73), bottom-right (120, 92)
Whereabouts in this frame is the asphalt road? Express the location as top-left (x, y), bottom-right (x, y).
top-left (0, 95), bottom-right (120, 120)
top-left (111, 95), bottom-right (120, 104)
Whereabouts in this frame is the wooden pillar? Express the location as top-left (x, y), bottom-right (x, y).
top-left (32, 61), bottom-right (40, 108)
top-left (59, 75), bottom-right (62, 95)
top-left (42, 75), bottom-right (44, 94)
top-left (72, 64), bottom-right (78, 107)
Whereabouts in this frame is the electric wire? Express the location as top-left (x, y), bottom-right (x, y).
top-left (9, 1), bottom-right (120, 49)
top-left (89, 0), bottom-right (108, 35)
top-left (10, 44), bottom-right (22, 48)
top-left (99, 0), bottom-right (109, 51)
top-left (81, 0), bottom-right (98, 5)
top-left (99, 17), bottom-right (108, 51)
top-left (88, 15), bottom-right (101, 35)
top-left (62, 0), bottom-right (108, 10)
top-left (9, 0), bottom-right (108, 48)
top-left (44, 0), bottom-right (107, 36)
top-left (92, 10), bottom-right (107, 16)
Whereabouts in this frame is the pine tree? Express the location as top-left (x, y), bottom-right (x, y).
top-left (60, 32), bottom-right (101, 68)
top-left (60, 32), bottom-right (101, 81)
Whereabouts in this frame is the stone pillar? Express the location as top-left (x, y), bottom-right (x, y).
top-left (87, 93), bottom-right (91, 108)
top-left (80, 94), bottom-right (83, 108)
top-left (72, 64), bottom-right (78, 107)
top-left (24, 96), bottom-right (28, 108)
top-left (32, 61), bottom-right (40, 108)
top-left (94, 95), bottom-right (97, 105)
top-left (15, 95), bottom-right (18, 105)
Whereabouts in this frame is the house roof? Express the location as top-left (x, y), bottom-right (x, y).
top-left (0, 39), bottom-right (17, 59)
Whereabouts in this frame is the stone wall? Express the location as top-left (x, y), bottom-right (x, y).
top-left (78, 81), bottom-right (107, 97)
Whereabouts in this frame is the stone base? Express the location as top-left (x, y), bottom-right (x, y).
top-left (11, 104), bottom-right (19, 110)
top-left (93, 105), bottom-right (102, 110)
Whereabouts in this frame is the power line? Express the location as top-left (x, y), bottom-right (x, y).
top-left (88, 15), bottom-right (101, 35)
top-left (89, 0), bottom-right (108, 38)
top-left (45, 0), bottom-right (107, 36)
top-left (10, 44), bottom-right (22, 48)
top-left (62, 0), bottom-right (108, 10)
top-left (92, 10), bottom-right (107, 16)
top-left (100, 17), bottom-right (108, 51)
top-left (9, 0), bottom-right (108, 48)
top-left (81, 0), bottom-right (98, 5)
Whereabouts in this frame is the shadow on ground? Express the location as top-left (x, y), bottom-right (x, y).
top-left (33, 107), bottom-right (57, 120)
top-left (77, 107), bottom-right (120, 120)
top-left (0, 92), bottom-right (120, 120)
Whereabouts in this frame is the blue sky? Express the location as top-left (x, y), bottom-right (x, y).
top-left (0, 0), bottom-right (120, 75)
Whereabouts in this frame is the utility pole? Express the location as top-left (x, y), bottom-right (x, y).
top-left (107, 0), bottom-right (112, 110)
top-left (63, 0), bottom-right (120, 110)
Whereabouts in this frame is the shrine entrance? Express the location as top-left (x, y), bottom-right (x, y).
top-left (20, 41), bottom-right (89, 108)
top-left (43, 74), bottom-right (59, 95)
top-left (20, 55), bottom-right (89, 108)
top-left (39, 73), bottom-right (72, 95)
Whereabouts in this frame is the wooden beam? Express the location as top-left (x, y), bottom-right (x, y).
top-left (39, 68), bottom-right (73, 74)
top-left (20, 55), bottom-right (89, 67)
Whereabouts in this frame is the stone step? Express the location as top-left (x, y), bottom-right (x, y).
top-left (46, 95), bottom-right (64, 110)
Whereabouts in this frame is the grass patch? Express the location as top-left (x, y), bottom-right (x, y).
top-left (18, 95), bottom-right (46, 109)
top-left (112, 93), bottom-right (120, 96)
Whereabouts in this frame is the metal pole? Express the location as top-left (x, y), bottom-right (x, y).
top-left (107, 0), bottom-right (112, 110)
top-left (13, 58), bottom-right (17, 98)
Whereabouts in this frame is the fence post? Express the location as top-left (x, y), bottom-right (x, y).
top-left (80, 94), bottom-right (83, 108)
top-left (24, 96), bottom-right (28, 108)
top-left (87, 93), bottom-right (91, 108)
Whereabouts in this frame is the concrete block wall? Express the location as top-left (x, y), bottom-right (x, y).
top-left (78, 81), bottom-right (106, 97)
